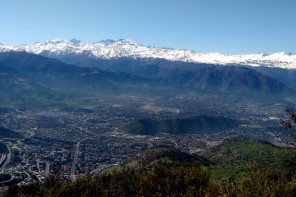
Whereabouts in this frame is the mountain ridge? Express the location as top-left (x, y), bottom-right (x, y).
top-left (1, 39), bottom-right (296, 69)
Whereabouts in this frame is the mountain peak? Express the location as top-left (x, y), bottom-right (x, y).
top-left (45, 39), bottom-right (68, 44)
top-left (70, 39), bottom-right (81, 45)
top-left (115, 39), bottom-right (142, 46)
top-left (98, 39), bottom-right (115, 45)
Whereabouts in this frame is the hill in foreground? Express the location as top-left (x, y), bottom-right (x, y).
top-left (101, 147), bottom-right (211, 174)
top-left (6, 138), bottom-right (296, 197)
top-left (103, 138), bottom-right (296, 181)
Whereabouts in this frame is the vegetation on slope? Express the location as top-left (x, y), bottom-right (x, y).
top-left (206, 138), bottom-right (296, 164)
top-left (101, 147), bottom-right (211, 174)
top-left (203, 138), bottom-right (296, 180)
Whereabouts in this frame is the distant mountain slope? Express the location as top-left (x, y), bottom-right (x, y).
top-left (1, 39), bottom-right (296, 69)
top-left (182, 66), bottom-right (291, 94)
top-left (15, 52), bottom-right (290, 96)
top-left (0, 52), bottom-right (292, 101)
top-left (0, 52), bottom-right (167, 95)
top-left (33, 53), bottom-right (293, 96)
top-left (251, 66), bottom-right (296, 88)
top-left (122, 115), bottom-right (239, 135)
top-left (0, 65), bottom-right (36, 94)
top-left (0, 65), bottom-right (65, 107)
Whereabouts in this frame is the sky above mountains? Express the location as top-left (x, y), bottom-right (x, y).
top-left (0, 0), bottom-right (296, 54)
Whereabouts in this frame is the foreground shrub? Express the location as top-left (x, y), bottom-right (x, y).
top-left (5, 163), bottom-right (296, 197)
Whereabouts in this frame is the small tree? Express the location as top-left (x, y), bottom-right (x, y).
top-left (280, 107), bottom-right (296, 138)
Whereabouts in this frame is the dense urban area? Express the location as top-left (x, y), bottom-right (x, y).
top-left (0, 94), bottom-right (293, 189)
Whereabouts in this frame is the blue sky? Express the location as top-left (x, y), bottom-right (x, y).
top-left (0, 0), bottom-right (295, 54)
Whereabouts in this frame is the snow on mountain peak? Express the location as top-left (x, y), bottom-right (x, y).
top-left (70, 39), bottom-right (81, 45)
top-left (98, 39), bottom-right (115, 45)
top-left (43, 39), bottom-right (68, 44)
top-left (117, 39), bottom-right (141, 45)
top-left (0, 39), bottom-right (296, 69)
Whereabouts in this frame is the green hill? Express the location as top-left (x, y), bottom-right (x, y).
top-left (202, 138), bottom-right (296, 180)
top-left (122, 115), bottom-right (239, 135)
top-left (101, 147), bottom-right (211, 174)
top-left (205, 138), bottom-right (296, 164)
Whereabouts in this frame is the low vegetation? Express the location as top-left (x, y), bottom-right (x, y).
top-left (5, 163), bottom-right (296, 197)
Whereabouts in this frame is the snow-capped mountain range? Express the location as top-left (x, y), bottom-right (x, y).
top-left (1, 39), bottom-right (296, 69)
